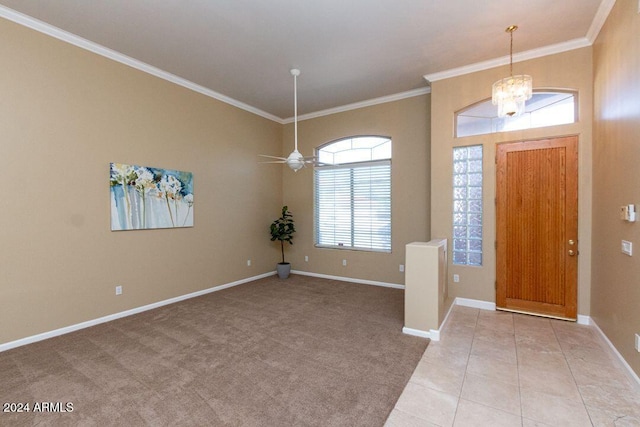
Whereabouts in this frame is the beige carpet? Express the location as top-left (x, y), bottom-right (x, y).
top-left (1, 274), bottom-right (428, 426)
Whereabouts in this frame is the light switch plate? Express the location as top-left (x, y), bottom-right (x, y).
top-left (622, 240), bottom-right (633, 256)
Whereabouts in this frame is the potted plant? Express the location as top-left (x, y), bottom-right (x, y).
top-left (270, 205), bottom-right (296, 279)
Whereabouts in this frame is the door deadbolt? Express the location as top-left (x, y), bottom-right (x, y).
top-left (568, 240), bottom-right (576, 246)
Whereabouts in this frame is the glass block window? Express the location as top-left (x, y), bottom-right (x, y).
top-left (452, 145), bottom-right (483, 266)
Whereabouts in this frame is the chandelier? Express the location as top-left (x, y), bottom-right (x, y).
top-left (492, 25), bottom-right (532, 118)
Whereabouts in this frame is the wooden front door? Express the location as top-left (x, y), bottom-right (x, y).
top-left (496, 136), bottom-right (578, 320)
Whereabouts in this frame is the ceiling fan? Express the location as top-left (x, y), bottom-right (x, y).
top-left (259, 69), bottom-right (316, 172)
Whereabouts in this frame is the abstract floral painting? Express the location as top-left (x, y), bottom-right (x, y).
top-left (110, 163), bottom-right (194, 231)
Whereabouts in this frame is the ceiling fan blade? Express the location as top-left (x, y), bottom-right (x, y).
top-left (259, 160), bottom-right (287, 164)
top-left (302, 156), bottom-right (328, 166)
top-left (300, 159), bottom-right (320, 168)
top-left (258, 154), bottom-right (288, 161)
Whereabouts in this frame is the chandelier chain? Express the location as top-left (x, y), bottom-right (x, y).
top-left (509, 29), bottom-right (513, 76)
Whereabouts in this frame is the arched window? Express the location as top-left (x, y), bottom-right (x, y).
top-left (456, 90), bottom-right (578, 138)
top-left (314, 136), bottom-right (391, 252)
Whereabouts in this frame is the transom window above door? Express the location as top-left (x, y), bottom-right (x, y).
top-left (456, 90), bottom-right (577, 138)
top-left (314, 136), bottom-right (392, 252)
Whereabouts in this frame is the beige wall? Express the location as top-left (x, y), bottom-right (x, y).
top-left (9, 5), bottom-right (636, 382)
top-left (592, 0), bottom-right (640, 375)
top-left (430, 48), bottom-right (593, 314)
top-left (281, 95), bottom-right (431, 285)
top-left (0, 18), bottom-right (283, 345)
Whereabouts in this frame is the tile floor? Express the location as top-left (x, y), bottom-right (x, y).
top-left (386, 305), bottom-right (640, 426)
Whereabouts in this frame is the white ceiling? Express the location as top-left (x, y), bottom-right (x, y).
top-left (0, 0), bottom-right (610, 121)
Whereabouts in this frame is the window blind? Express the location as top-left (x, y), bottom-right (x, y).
top-left (314, 160), bottom-right (391, 252)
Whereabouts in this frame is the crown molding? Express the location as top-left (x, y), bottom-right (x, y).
top-left (423, 38), bottom-right (591, 83)
top-left (284, 87), bottom-right (431, 123)
top-left (586, 0), bottom-right (617, 43)
top-left (0, 4), bottom-right (427, 125)
top-left (1, 0), bottom-right (615, 122)
top-left (424, 0), bottom-right (616, 84)
top-left (0, 5), bottom-right (283, 123)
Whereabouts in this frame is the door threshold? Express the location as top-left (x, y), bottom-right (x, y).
top-left (496, 307), bottom-right (577, 322)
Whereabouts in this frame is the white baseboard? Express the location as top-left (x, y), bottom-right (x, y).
top-left (291, 270), bottom-right (404, 289)
top-left (402, 300), bottom-right (460, 342)
top-left (455, 297), bottom-right (496, 311)
top-left (11, 274), bottom-right (633, 388)
top-left (402, 327), bottom-right (440, 341)
top-left (408, 298), bottom-right (599, 342)
top-left (589, 317), bottom-right (640, 390)
top-left (440, 299), bottom-right (457, 330)
top-left (577, 314), bottom-right (590, 325)
top-left (0, 271), bottom-right (276, 353)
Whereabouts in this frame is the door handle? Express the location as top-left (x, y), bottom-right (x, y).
top-left (568, 249), bottom-right (576, 256)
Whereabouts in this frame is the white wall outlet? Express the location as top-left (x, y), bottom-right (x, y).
top-left (453, 274), bottom-right (460, 283)
top-left (115, 285), bottom-right (122, 295)
top-left (305, 255), bottom-right (309, 262)
top-left (342, 259), bottom-right (347, 266)
top-left (399, 264), bottom-right (405, 272)
top-left (247, 259), bottom-right (251, 266)
top-left (622, 240), bottom-right (633, 256)
top-left (636, 334), bottom-right (640, 352)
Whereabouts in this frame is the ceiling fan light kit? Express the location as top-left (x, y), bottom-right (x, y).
top-left (259, 68), bottom-right (315, 172)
